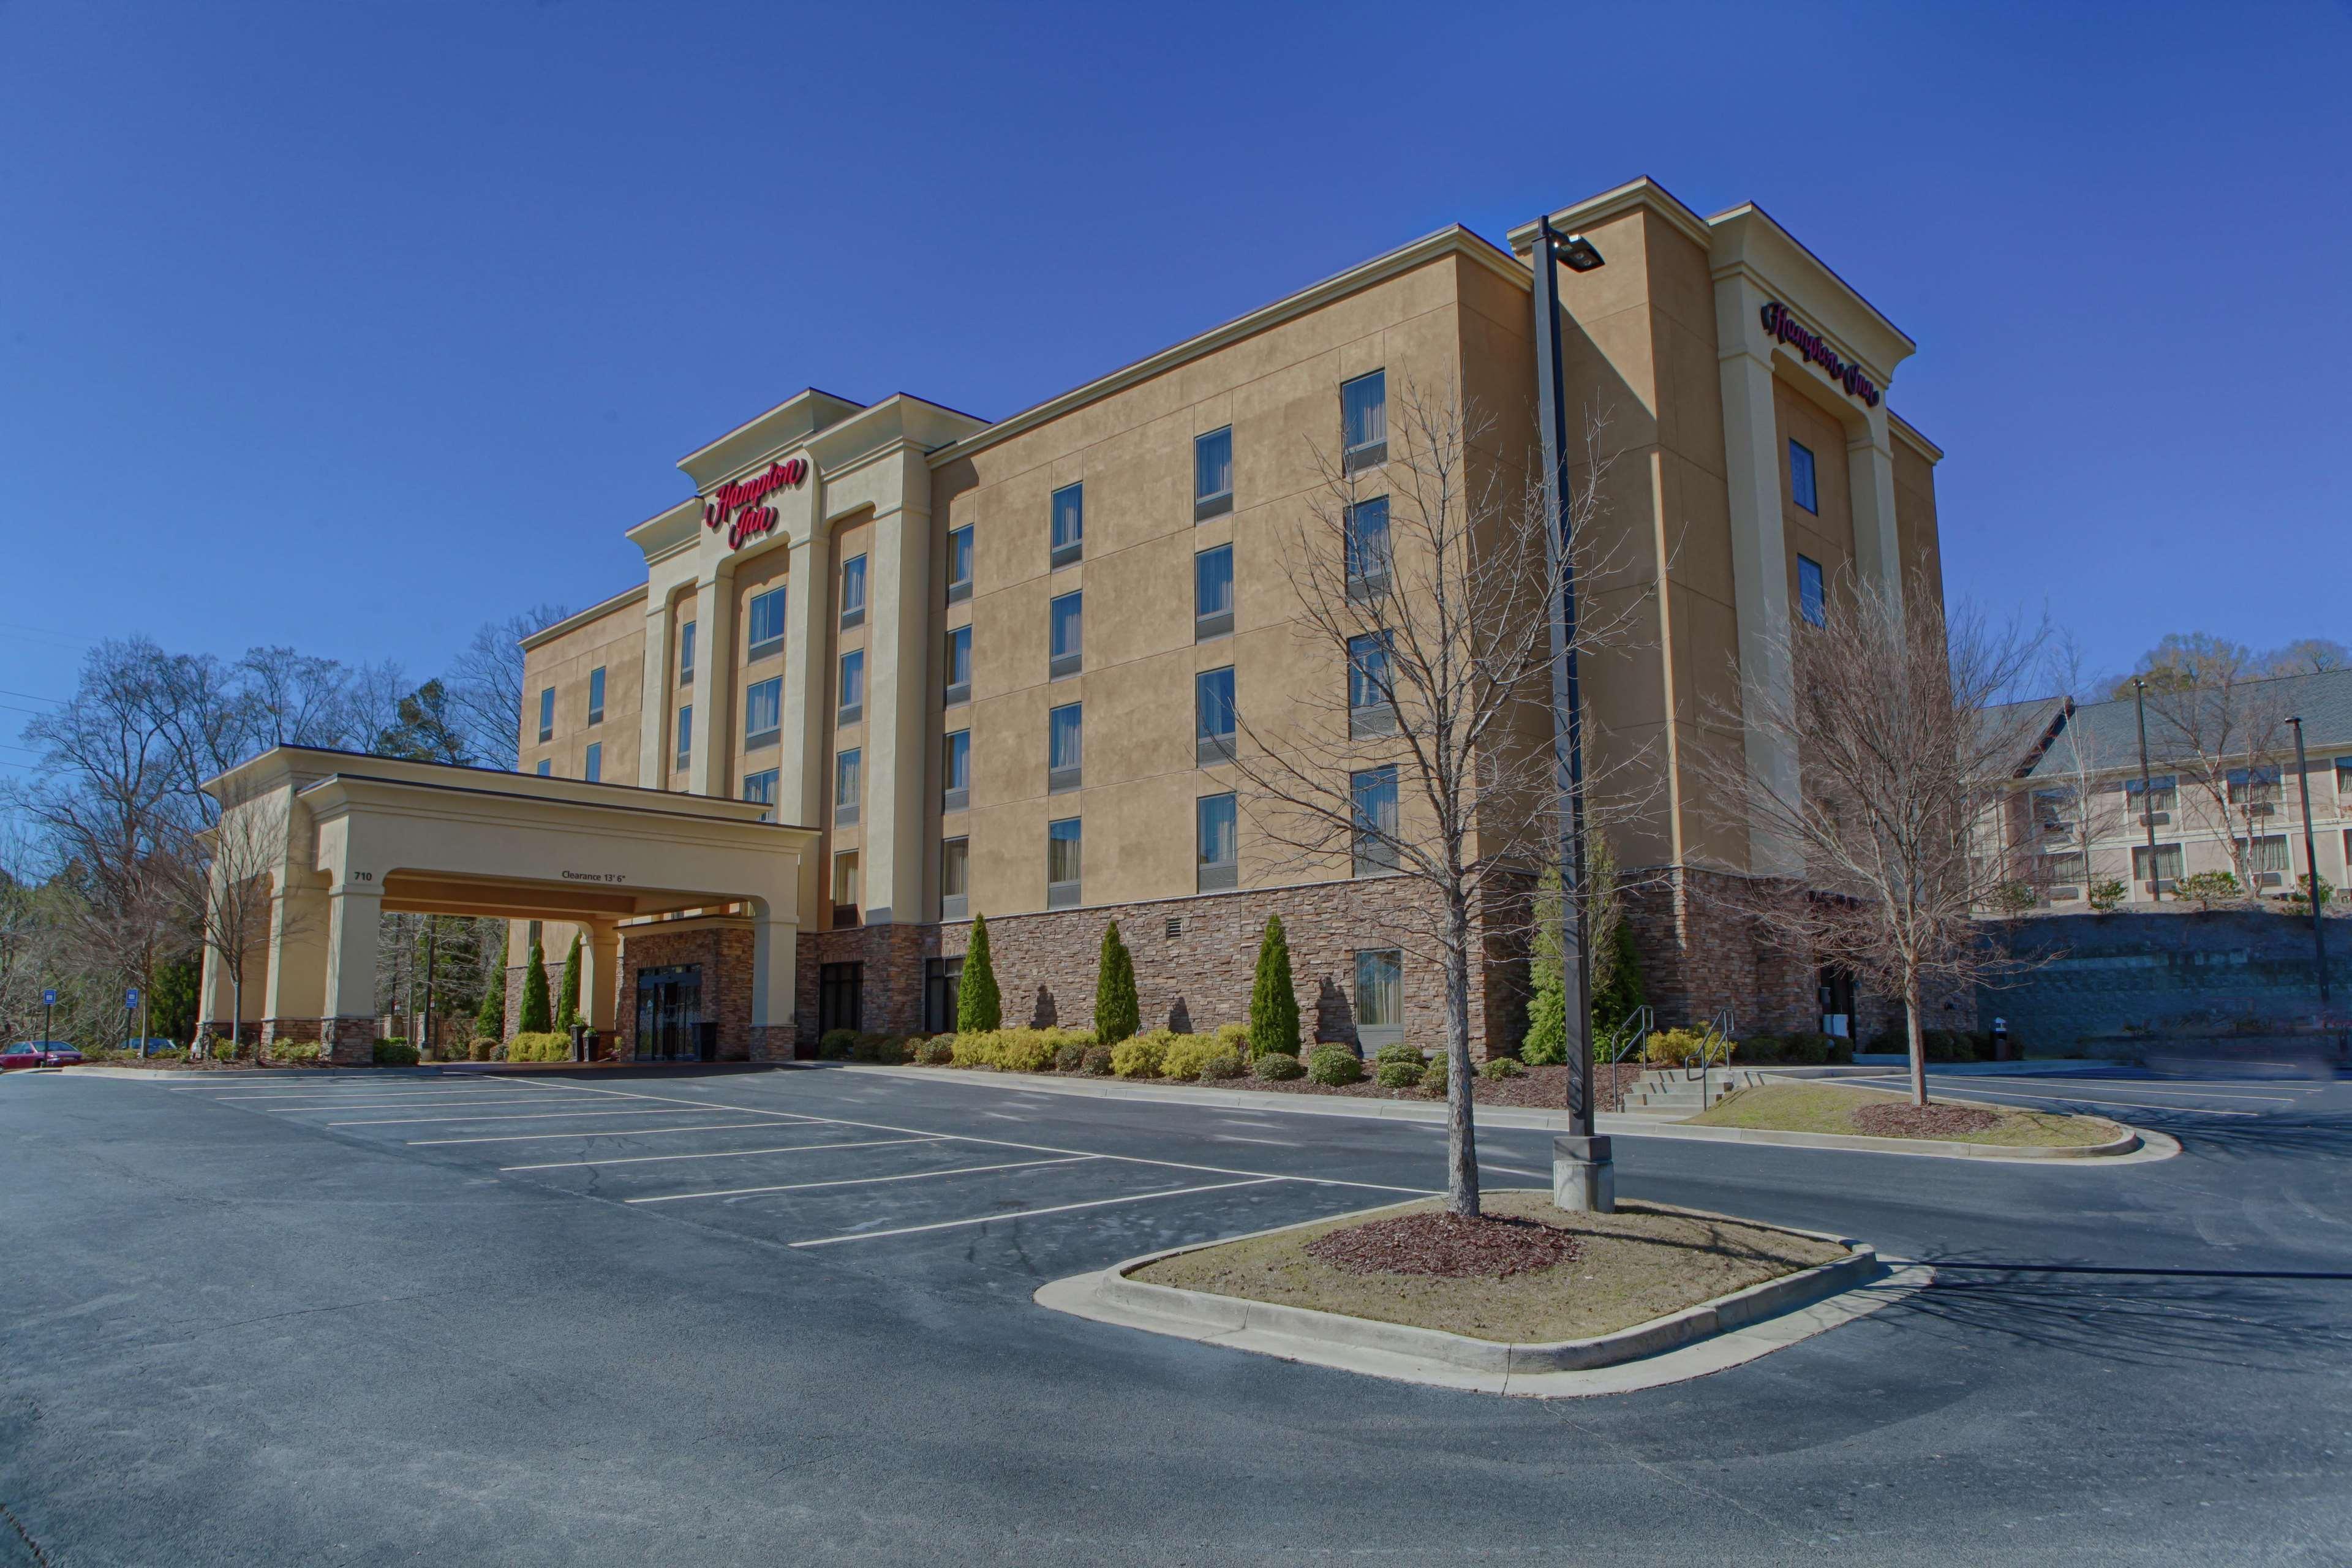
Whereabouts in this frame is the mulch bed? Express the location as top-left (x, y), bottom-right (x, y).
top-left (1303, 1210), bottom-right (1582, 1279)
top-left (1851, 1101), bottom-right (2000, 1140)
top-left (1227, 1060), bottom-right (1643, 1114)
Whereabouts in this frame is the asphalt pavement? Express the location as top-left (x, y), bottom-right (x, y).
top-left (4, 1060), bottom-right (2349, 1566)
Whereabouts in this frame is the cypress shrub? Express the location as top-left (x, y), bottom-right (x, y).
top-left (1521, 864), bottom-right (1567, 1065)
top-left (518, 932), bottom-right (552, 1034)
top-left (475, 974), bottom-right (504, 1041)
top-left (554, 933), bottom-right (582, 1032)
top-left (1247, 914), bottom-right (1300, 1059)
top-left (958, 913), bottom-right (1002, 1031)
top-left (1093, 921), bottom-right (1140, 1044)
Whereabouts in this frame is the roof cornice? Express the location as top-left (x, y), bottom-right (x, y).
top-left (1505, 175), bottom-right (1716, 255)
top-left (519, 584), bottom-right (650, 650)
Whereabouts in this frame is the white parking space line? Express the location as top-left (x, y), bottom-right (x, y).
top-left (500, 1136), bottom-right (946, 1171)
top-left (1480, 1164), bottom-right (1548, 1178)
top-left (410, 1121), bottom-right (794, 1147)
top-left (219, 1095), bottom-right (614, 1110)
top-left (627, 1155), bottom-right (1099, 1205)
top-left (1212, 1134), bottom-right (1291, 1147)
top-left (788, 1177), bottom-right (1282, 1248)
top-left (330, 1108), bottom-right (760, 1128)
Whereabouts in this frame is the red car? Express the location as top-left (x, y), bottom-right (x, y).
top-left (1, 1042), bottom-right (84, 1069)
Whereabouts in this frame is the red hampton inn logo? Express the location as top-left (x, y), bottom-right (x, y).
top-left (1760, 302), bottom-right (1881, 408)
top-left (704, 457), bottom-right (809, 549)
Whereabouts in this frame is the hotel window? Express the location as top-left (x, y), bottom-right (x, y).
top-left (587, 666), bottom-right (606, 726)
top-left (1194, 426), bottom-right (1234, 521)
top-left (835, 748), bottom-right (862, 827)
top-left (2044, 851), bottom-right (2086, 895)
top-left (1797, 554), bottom-right (1826, 627)
top-left (1050, 483), bottom-right (1084, 568)
top-left (1348, 631), bottom-right (1395, 738)
top-left (2229, 766), bottom-right (2282, 807)
top-left (743, 767), bottom-right (778, 821)
top-left (1354, 949), bottom-right (1404, 1049)
top-left (679, 620), bottom-right (696, 687)
top-left (2337, 756), bottom-right (2352, 797)
top-left (839, 649), bottom-right (865, 727)
top-left (925, 955), bottom-right (965, 1030)
top-left (940, 837), bottom-right (970, 922)
top-left (1048, 703), bottom-right (1083, 794)
top-left (947, 525), bottom-right (974, 605)
top-left (535, 758), bottom-right (552, 777)
top-left (1341, 370), bottom-right (1387, 472)
top-left (943, 729), bottom-right (971, 813)
top-left (537, 686), bottom-right (554, 743)
top-left (1789, 439), bottom-right (1819, 514)
top-left (527, 920), bottom-right (542, 948)
top-left (818, 962), bottom-right (864, 1035)
top-left (2237, 834), bottom-right (2291, 882)
top-left (1352, 765), bottom-right (1399, 875)
top-left (840, 554), bottom-right (867, 630)
top-left (2126, 773), bottom-right (2177, 820)
top-left (1197, 791), bottom-right (1238, 893)
top-left (583, 742), bottom-right (602, 783)
top-left (832, 851), bottom-right (861, 926)
top-left (2031, 787), bottom-right (2078, 837)
top-left (1050, 591), bottom-right (1083, 679)
top-left (745, 676), bottom-right (782, 749)
top-left (1047, 817), bottom-right (1082, 909)
top-left (675, 705), bottom-right (692, 769)
top-left (1344, 497), bottom-right (1391, 599)
top-left (747, 586), bottom-right (786, 661)
top-left (2133, 842), bottom-right (2184, 887)
top-left (946, 626), bottom-right (973, 706)
top-left (1196, 666), bottom-right (1236, 766)
top-left (1194, 543), bottom-right (1234, 641)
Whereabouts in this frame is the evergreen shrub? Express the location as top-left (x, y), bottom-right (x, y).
top-left (1305, 1046), bottom-right (1361, 1086)
top-left (1252, 1050), bottom-right (1305, 1082)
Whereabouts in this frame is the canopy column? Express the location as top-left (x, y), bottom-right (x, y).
top-left (320, 883), bottom-right (383, 1065)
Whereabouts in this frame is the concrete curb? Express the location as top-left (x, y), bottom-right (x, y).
top-left (832, 1063), bottom-right (2168, 1163)
top-left (1036, 1202), bottom-right (1932, 1397)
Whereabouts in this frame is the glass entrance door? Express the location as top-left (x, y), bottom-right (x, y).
top-left (634, 965), bottom-right (704, 1061)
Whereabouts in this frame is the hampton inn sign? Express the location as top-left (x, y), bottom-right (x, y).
top-left (703, 456), bottom-right (809, 549)
top-left (1760, 300), bottom-right (1882, 407)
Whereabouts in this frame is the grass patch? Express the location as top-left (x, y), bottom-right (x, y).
top-left (1130, 1192), bottom-right (1845, 1343)
top-left (1688, 1082), bottom-right (2122, 1147)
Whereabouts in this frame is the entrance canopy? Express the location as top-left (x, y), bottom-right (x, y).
top-left (198, 747), bottom-right (817, 1061)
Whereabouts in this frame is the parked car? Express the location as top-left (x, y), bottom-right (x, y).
top-left (2, 1042), bottom-right (85, 1069)
top-left (127, 1036), bottom-right (179, 1057)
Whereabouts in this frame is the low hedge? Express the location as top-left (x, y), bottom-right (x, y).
top-left (372, 1040), bottom-right (420, 1067)
top-left (1253, 1050), bottom-right (1303, 1081)
top-left (1374, 1058), bottom-right (1422, 1089)
top-left (507, 1031), bottom-right (571, 1063)
top-left (1109, 1034), bottom-right (1168, 1079)
top-left (914, 1036), bottom-right (956, 1066)
top-left (1159, 1034), bottom-right (1230, 1082)
top-left (1479, 1057), bottom-right (1523, 1080)
top-left (1306, 1046), bottom-right (1362, 1086)
top-left (951, 1028), bottom-right (1087, 1074)
top-left (1419, 1057), bottom-right (1450, 1098)
top-left (1371, 1042), bottom-right (1423, 1068)
top-left (267, 1042), bottom-right (324, 1066)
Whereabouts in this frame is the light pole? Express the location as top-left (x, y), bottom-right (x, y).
top-left (2285, 716), bottom-right (2330, 1009)
top-left (1530, 213), bottom-right (1613, 1212)
top-left (2133, 677), bottom-right (2161, 902)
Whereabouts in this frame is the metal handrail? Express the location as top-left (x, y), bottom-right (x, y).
top-left (1599, 1005), bottom-right (1653, 1066)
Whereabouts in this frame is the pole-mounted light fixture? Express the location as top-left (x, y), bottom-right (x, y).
top-left (1550, 232), bottom-right (1606, 273)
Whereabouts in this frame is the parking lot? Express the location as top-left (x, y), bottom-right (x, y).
top-left (7, 1060), bottom-right (2351, 1566)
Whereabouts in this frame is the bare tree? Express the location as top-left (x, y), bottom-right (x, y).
top-left (450, 605), bottom-right (572, 766)
top-left (1227, 378), bottom-right (1648, 1216)
top-left (184, 799), bottom-right (295, 1052)
top-left (2146, 662), bottom-right (2294, 899)
top-left (1698, 570), bottom-right (2045, 1107)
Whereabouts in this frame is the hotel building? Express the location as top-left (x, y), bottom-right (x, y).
top-left (199, 177), bottom-right (1948, 1064)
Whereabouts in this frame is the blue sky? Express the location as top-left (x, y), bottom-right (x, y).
top-left (2, 0), bottom-right (2346, 756)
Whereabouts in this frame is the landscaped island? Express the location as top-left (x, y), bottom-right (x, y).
top-left (1688, 1083), bottom-right (2125, 1147)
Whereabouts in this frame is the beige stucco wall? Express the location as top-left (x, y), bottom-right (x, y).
top-left (518, 590), bottom-right (647, 788)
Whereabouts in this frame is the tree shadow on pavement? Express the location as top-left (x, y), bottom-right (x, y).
top-left (2146, 1109), bottom-right (2352, 1163)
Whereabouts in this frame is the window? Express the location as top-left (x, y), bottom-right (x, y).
top-left (2337, 757), bottom-right (2352, 797)
top-left (537, 686), bottom-right (555, 743)
top-left (2044, 850), bottom-right (2086, 893)
top-left (943, 729), bottom-right (971, 813)
top-left (839, 650), bottom-right (865, 726)
top-left (2031, 787), bottom-right (2078, 835)
top-left (1348, 631), bottom-right (1394, 738)
top-left (1196, 666), bottom-right (1236, 766)
top-left (925, 955), bottom-right (965, 1031)
top-left (675, 705), bottom-right (692, 769)
top-left (840, 555), bottom-right (867, 630)
top-left (1354, 949), bottom-right (1403, 1048)
top-left (745, 676), bottom-right (782, 748)
top-left (832, 852), bottom-right (861, 925)
top-left (2229, 766), bottom-right (2282, 807)
top-left (1789, 439), bottom-right (1818, 514)
top-left (527, 919), bottom-right (542, 948)
top-left (834, 748), bottom-right (862, 827)
top-left (2126, 774), bottom-right (2178, 818)
top-left (1050, 591), bottom-right (1083, 679)
top-left (743, 768), bottom-right (778, 821)
top-left (679, 620), bottom-right (696, 687)
top-left (818, 962), bottom-right (863, 1035)
top-left (1194, 426), bottom-right (1233, 520)
top-left (587, 666), bottom-right (606, 726)
top-left (1197, 792), bottom-right (1237, 892)
top-left (1352, 765), bottom-right (1399, 875)
top-left (1797, 554), bottom-right (1825, 627)
top-left (1049, 703), bottom-right (1083, 793)
top-left (1050, 483), bottom-right (1084, 568)
top-left (583, 741), bottom-right (602, 783)
top-left (1341, 370), bottom-right (1387, 471)
top-left (535, 758), bottom-right (552, 777)
top-left (940, 838), bottom-right (970, 921)
top-left (1344, 497), bottom-right (1391, 598)
top-left (747, 586), bottom-right (786, 660)
top-left (1047, 817), bottom-right (1082, 908)
top-left (1194, 543), bottom-right (1234, 641)
top-left (947, 525), bottom-right (974, 604)
top-left (946, 626), bottom-right (972, 706)
top-left (2237, 834), bottom-right (2291, 878)
top-left (2133, 842), bottom-right (2184, 887)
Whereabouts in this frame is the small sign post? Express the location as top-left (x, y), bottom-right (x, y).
top-left (126, 987), bottom-right (142, 1054)
top-left (43, 987), bottom-right (58, 1046)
